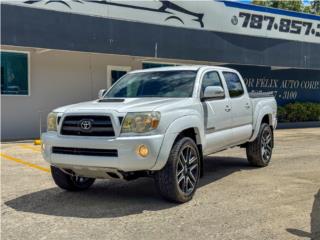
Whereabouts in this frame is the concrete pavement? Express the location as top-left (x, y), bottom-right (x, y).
top-left (1, 128), bottom-right (319, 240)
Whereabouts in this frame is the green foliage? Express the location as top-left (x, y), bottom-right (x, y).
top-left (277, 102), bottom-right (320, 122)
top-left (311, 0), bottom-right (320, 14)
top-left (277, 106), bottom-right (287, 122)
top-left (272, 0), bottom-right (303, 12)
top-left (252, 0), bottom-right (320, 15)
top-left (252, 0), bottom-right (302, 11)
top-left (303, 5), bottom-right (313, 13)
top-left (252, 0), bottom-right (269, 7)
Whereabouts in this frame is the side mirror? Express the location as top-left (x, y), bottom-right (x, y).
top-left (98, 89), bottom-right (107, 99)
top-left (202, 86), bottom-right (225, 101)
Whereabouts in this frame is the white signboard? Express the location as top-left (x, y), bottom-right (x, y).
top-left (5, 0), bottom-right (320, 44)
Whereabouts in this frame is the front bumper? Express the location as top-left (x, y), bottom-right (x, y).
top-left (41, 132), bottom-right (164, 172)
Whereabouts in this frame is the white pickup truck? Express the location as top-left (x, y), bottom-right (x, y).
top-left (42, 66), bottom-right (277, 203)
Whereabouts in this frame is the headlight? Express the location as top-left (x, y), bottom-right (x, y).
top-left (47, 112), bottom-right (58, 132)
top-left (121, 112), bottom-right (160, 134)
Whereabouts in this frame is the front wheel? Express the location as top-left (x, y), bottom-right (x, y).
top-left (155, 137), bottom-right (200, 203)
top-left (51, 166), bottom-right (95, 191)
top-left (246, 123), bottom-right (273, 167)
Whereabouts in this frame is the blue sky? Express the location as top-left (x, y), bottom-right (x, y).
top-left (303, 0), bottom-right (312, 5)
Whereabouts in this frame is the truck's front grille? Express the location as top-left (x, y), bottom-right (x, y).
top-left (52, 147), bottom-right (118, 157)
top-left (60, 115), bottom-right (115, 137)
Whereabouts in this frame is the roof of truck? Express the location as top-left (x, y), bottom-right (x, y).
top-left (130, 65), bottom-right (236, 73)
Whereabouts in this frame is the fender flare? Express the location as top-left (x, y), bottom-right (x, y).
top-left (150, 115), bottom-right (204, 171)
top-left (249, 105), bottom-right (273, 142)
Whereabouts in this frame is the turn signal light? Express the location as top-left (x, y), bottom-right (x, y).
top-left (136, 144), bottom-right (149, 157)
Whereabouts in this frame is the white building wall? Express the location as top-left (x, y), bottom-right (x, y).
top-left (0, 46), bottom-right (143, 140)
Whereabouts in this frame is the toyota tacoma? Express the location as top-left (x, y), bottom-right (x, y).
top-left (42, 66), bottom-right (277, 203)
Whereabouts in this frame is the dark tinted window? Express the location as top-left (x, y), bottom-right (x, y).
top-left (201, 71), bottom-right (223, 96)
top-left (142, 62), bottom-right (175, 69)
top-left (223, 72), bottom-right (244, 98)
top-left (111, 70), bottom-right (127, 85)
top-left (106, 70), bottom-right (197, 98)
top-left (1, 51), bottom-right (29, 95)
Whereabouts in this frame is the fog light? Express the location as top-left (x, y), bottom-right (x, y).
top-left (136, 144), bottom-right (149, 157)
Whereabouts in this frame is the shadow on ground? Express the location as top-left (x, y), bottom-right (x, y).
top-left (287, 189), bottom-right (320, 240)
top-left (5, 156), bottom-right (255, 218)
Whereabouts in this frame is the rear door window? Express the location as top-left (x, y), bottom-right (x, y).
top-left (223, 72), bottom-right (244, 98)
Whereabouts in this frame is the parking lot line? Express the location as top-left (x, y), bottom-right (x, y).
top-left (0, 153), bottom-right (50, 173)
top-left (18, 144), bottom-right (41, 152)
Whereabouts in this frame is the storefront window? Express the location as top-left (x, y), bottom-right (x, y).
top-left (142, 62), bottom-right (176, 69)
top-left (111, 70), bottom-right (128, 85)
top-left (1, 51), bottom-right (29, 95)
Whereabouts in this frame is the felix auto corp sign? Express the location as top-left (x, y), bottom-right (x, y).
top-left (225, 65), bottom-right (320, 105)
top-left (245, 76), bottom-right (319, 103)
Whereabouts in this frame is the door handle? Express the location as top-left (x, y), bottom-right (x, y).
top-left (225, 105), bottom-right (231, 112)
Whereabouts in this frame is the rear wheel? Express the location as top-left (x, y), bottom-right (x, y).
top-left (155, 137), bottom-right (200, 203)
top-left (51, 166), bottom-right (95, 191)
top-left (246, 123), bottom-right (273, 167)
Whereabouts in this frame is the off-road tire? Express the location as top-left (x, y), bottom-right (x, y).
top-left (246, 123), bottom-right (273, 167)
top-left (155, 137), bottom-right (200, 203)
top-left (51, 166), bottom-right (95, 191)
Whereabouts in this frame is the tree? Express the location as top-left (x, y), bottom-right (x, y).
top-left (252, 0), bottom-right (269, 7)
top-left (303, 5), bottom-right (313, 13)
top-left (271, 0), bottom-right (303, 12)
top-left (252, 0), bottom-right (302, 11)
top-left (252, 0), bottom-right (320, 15)
top-left (311, 0), bottom-right (320, 14)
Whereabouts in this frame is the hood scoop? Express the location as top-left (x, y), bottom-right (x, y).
top-left (98, 98), bottom-right (125, 103)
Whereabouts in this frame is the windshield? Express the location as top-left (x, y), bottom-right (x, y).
top-left (105, 70), bottom-right (197, 98)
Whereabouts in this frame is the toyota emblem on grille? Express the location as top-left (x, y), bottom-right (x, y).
top-left (80, 120), bottom-right (92, 130)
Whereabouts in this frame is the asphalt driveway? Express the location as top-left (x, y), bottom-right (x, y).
top-left (1, 128), bottom-right (319, 240)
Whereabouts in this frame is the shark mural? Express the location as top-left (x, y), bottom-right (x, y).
top-left (23, 0), bottom-right (205, 28)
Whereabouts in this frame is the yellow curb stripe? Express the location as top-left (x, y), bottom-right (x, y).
top-left (0, 153), bottom-right (50, 173)
top-left (18, 144), bottom-right (41, 152)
